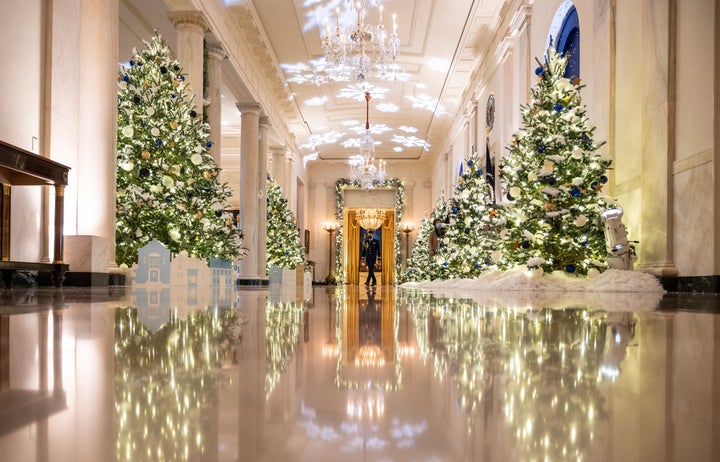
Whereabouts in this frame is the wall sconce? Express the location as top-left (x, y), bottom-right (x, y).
top-left (322, 221), bottom-right (341, 283)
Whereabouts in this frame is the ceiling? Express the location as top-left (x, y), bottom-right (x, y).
top-left (120, 0), bottom-right (511, 166)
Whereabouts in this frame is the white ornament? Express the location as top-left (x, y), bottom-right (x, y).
top-left (190, 153), bottom-right (203, 165)
top-left (571, 147), bottom-right (583, 159)
top-left (169, 229), bottom-right (181, 241)
top-left (146, 107), bottom-right (155, 116)
top-left (527, 266), bottom-right (544, 278)
top-left (528, 172), bottom-right (538, 182)
top-left (151, 127), bottom-right (160, 137)
top-left (509, 186), bottom-right (521, 199)
top-left (490, 250), bottom-right (502, 262)
top-left (162, 176), bottom-right (174, 189)
top-left (527, 257), bottom-right (545, 267)
top-left (121, 125), bottom-right (134, 138)
top-left (575, 215), bottom-right (588, 227)
top-left (119, 161), bottom-right (134, 172)
top-left (571, 177), bottom-right (583, 186)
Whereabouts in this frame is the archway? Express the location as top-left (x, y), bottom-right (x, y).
top-left (547, 1), bottom-right (581, 78)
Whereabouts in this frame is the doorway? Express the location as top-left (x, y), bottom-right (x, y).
top-left (343, 209), bottom-right (395, 285)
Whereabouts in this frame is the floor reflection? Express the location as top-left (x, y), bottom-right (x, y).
top-left (0, 286), bottom-right (717, 461)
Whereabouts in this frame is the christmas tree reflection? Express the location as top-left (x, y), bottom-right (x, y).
top-left (405, 291), bottom-right (624, 460)
top-left (114, 306), bottom-right (241, 462)
top-left (265, 298), bottom-right (306, 399)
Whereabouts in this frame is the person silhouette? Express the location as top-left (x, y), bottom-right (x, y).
top-left (364, 229), bottom-right (380, 286)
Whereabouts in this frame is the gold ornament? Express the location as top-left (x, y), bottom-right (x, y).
top-left (194, 211), bottom-right (202, 218)
top-left (543, 202), bottom-right (555, 211)
top-left (173, 80), bottom-right (180, 87)
top-left (170, 120), bottom-right (178, 130)
top-left (203, 171), bottom-right (211, 180)
top-left (142, 150), bottom-right (151, 159)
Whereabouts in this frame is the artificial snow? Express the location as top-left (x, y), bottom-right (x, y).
top-left (400, 267), bottom-right (666, 312)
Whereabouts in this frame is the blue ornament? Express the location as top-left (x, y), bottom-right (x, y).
top-left (600, 175), bottom-right (608, 184)
top-left (467, 160), bottom-right (474, 167)
top-left (537, 144), bottom-right (546, 154)
top-left (521, 240), bottom-right (530, 249)
top-left (571, 188), bottom-right (581, 197)
top-left (506, 192), bottom-right (515, 201)
top-left (535, 66), bottom-right (543, 76)
top-left (190, 110), bottom-right (197, 118)
top-left (452, 206), bottom-right (459, 214)
top-left (154, 139), bottom-right (163, 147)
top-left (140, 121), bottom-right (146, 127)
top-left (546, 176), bottom-right (557, 185)
top-left (474, 263), bottom-right (481, 269)
top-left (206, 141), bottom-right (213, 148)
top-left (137, 61), bottom-right (143, 67)
top-left (165, 196), bottom-right (172, 201)
top-left (464, 228), bottom-right (470, 234)
top-left (215, 210), bottom-right (222, 217)
top-left (133, 95), bottom-right (141, 104)
top-left (553, 103), bottom-right (563, 112)
top-left (566, 264), bottom-right (576, 273)
top-left (122, 75), bottom-right (129, 82)
top-left (129, 60), bottom-right (135, 67)
top-left (179, 75), bottom-right (185, 81)
top-left (476, 168), bottom-right (483, 176)
top-left (160, 66), bottom-right (167, 74)
top-left (138, 167), bottom-right (150, 178)
top-left (442, 262), bottom-right (448, 267)
top-left (174, 65), bottom-right (180, 71)
top-left (171, 94), bottom-right (176, 99)
top-left (591, 181), bottom-right (599, 190)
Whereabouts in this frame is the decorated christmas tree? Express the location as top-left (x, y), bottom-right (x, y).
top-left (116, 35), bottom-right (241, 267)
top-left (499, 47), bottom-right (614, 276)
top-left (403, 195), bottom-right (450, 282)
top-left (266, 175), bottom-right (306, 273)
top-left (434, 151), bottom-right (505, 278)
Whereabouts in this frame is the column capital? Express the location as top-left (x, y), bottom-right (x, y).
top-left (259, 115), bottom-right (271, 127)
top-left (167, 11), bottom-right (207, 32)
top-left (236, 102), bottom-right (262, 115)
top-left (206, 43), bottom-right (227, 61)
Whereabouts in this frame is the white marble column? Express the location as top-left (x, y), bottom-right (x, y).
top-left (206, 43), bottom-right (226, 165)
top-left (637, 0), bottom-right (678, 276)
top-left (271, 146), bottom-right (287, 193)
top-left (66, 0), bottom-right (118, 272)
top-left (257, 115), bottom-right (270, 278)
top-left (167, 11), bottom-right (206, 109)
top-left (237, 102), bottom-right (262, 281)
top-left (287, 154), bottom-right (297, 212)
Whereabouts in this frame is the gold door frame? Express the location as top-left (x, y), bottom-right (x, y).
top-left (343, 209), bottom-right (395, 285)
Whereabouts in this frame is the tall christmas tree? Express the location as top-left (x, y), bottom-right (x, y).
top-left (403, 195), bottom-right (450, 282)
top-left (499, 47), bottom-right (613, 276)
top-left (266, 175), bottom-right (306, 273)
top-left (116, 35), bottom-right (240, 267)
top-left (434, 151), bottom-right (504, 278)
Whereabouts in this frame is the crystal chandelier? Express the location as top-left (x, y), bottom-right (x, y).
top-left (321, 0), bottom-right (399, 81)
top-left (349, 91), bottom-right (386, 190)
top-left (356, 208), bottom-right (385, 230)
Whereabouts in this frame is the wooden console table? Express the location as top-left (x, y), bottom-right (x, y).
top-left (0, 141), bottom-right (70, 287)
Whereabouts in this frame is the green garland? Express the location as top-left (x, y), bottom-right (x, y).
top-left (334, 178), bottom-right (405, 283)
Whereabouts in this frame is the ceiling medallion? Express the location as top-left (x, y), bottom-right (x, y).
top-left (356, 208), bottom-right (385, 230)
top-left (321, 0), bottom-right (399, 81)
top-left (349, 91), bottom-right (386, 190)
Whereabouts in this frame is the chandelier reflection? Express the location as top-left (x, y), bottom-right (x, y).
top-left (354, 344), bottom-right (386, 367)
top-left (321, 0), bottom-right (399, 81)
top-left (349, 91), bottom-right (386, 190)
top-left (356, 207), bottom-right (385, 230)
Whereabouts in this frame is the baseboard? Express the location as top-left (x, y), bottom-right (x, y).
top-left (236, 278), bottom-right (269, 286)
top-left (658, 275), bottom-right (720, 293)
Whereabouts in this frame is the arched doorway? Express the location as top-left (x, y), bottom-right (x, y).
top-left (343, 208), bottom-right (396, 285)
top-left (547, 1), bottom-right (581, 78)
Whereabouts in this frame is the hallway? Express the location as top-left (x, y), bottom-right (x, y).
top-left (0, 285), bottom-right (718, 461)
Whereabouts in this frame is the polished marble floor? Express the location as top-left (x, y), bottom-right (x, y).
top-left (0, 284), bottom-right (718, 462)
